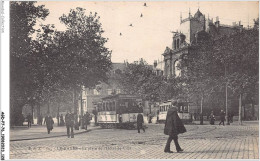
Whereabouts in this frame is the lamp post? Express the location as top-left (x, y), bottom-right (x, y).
top-left (200, 96), bottom-right (203, 125)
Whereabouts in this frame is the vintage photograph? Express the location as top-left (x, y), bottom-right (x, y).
top-left (8, 1), bottom-right (259, 159)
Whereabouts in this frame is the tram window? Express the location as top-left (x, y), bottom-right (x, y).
top-left (102, 103), bottom-right (105, 111)
top-left (112, 102), bottom-right (115, 111)
top-left (109, 102), bottom-right (112, 111)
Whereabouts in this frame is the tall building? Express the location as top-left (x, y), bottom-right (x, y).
top-left (81, 63), bottom-right (127, 114)
top-left (163, 9), bottom-right (243, 77)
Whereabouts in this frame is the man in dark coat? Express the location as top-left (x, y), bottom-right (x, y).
top-left (26, 113), bottom-right (33, 128)
top-left (209, 111), bottom-right (215, 125)
top-left (164, 100), bottom-right (186, 153)
top-left (65, 112), bottom-right (74, 138)
top-left (83, 112), bottom-right (90, 130)
top-left (60, 114), bottom-right (65, 126)
top-left (38, 114), bottom-right (43, 125)
top-left (219, 110), bottom-right (225, 126)
top-left (137, 113), bottom-right (145, 133)
top-left (44, 113), bottom-right (54, 134)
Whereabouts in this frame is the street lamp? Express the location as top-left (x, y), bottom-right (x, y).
top-left (80, 86), bottom-right (86, 129)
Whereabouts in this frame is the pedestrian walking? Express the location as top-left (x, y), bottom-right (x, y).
top-left (209, 111), bottom-right (215, 125)
top-left (148, 113), bottom-right (152, 123)
top-left (83, 112), bottom-right (90, 130)
top-left (26, 113), bottom-right (32, 128)
top-left (65, 112), bottom-right (74, 138)
top-left (229, 112), bottom-right (234, 123)
top-left (60, 114), bottom-right (65, 126)
top-left (137, 113), bottom-right (145, 133)
top-left (219, 110), bottom-right (225, 126)
top-left (164, 99), bottom-right (186, 153)
top-left (38, 114), bottom-right (43, 125)
top-left (44, 113), bottom-right (54, 134)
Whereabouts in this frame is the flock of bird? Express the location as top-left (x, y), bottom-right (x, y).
top-left (119, 3), bottom-right (147, 36)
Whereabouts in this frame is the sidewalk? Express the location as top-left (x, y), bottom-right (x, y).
top-left (10, 124), bottom-right (101, 141)
top-left (192, 120), bottom-right (259, 126)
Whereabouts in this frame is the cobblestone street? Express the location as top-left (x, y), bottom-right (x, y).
top-left (10, 121), bottom-right (259, 159)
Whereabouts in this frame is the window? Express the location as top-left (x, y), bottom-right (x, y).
top-left (116, 89), bottom-right (121, 94)
top-left (174, 40), bottom-right (177, 49)
top-left (93, 89), bottom-right (100, 95)
top-left (112, 102), bottom-right (116, 111)
top-left (177, 39), bottom-right (180, 49)
top-left (102, 103), bottom-right (105, 111)
top-left (107, 89), bottom-right (112, 95)
top-left (175, 60), bottom-right (181, 77)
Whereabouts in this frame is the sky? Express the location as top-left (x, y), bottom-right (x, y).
top-left (35, 1), bottom-right (259, 64)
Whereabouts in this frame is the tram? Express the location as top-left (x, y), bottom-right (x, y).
top-left (158, 100), bottom-right (191, 123)
top-left (96, 94), bottom-right (143, 129)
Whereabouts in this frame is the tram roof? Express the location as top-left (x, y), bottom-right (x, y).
top-left (101, 94), bottom-right (140, 100)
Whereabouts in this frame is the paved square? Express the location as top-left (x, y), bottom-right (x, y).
top-left (10, 121), bottom-right (259, 159)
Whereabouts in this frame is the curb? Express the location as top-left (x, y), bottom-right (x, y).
top-left (10, 128), bottom-right (100, 142)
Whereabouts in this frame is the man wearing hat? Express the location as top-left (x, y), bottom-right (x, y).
top-left (44, 113), bottom-right (54, 134)
top-left (164, 99), bottom-right (186, 153)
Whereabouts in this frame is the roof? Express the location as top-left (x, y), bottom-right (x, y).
top-left (112, 63), bottom-right (126, 71)
top-left (194, 9), bottom-right (203, 19)
top-left (101, 94), bottom-right (140, 100)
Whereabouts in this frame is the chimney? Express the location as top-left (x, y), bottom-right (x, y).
top-left (154, 60), bottom-right (158, 68)
top-left (215, 16), bottom-right (220, 28)
top-left (216, 16), bottom-right (219, 22)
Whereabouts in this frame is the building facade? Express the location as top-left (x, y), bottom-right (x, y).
top-left (163, 9), bottom-right (243, 78)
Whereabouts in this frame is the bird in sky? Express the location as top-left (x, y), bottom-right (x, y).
top-left (120, 33), bottom-right (122, 36)
top-left (140, 13), bottom-right (143, 17)
top-left (129, 24), bottom-right (133, 27)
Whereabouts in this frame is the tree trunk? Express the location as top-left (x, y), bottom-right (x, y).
top-left (57, 102), bottom-right (60, 126)
top-left (73, 88), bottom-right (78, 114)
top-left (238, 94), bottom-right (242, 125)
top-left (200, 95), bottom-right (203, 125)
top-left (225, 82), bottom-right (230, 125)
top-left (80, 89), bottom-right (84, 129)
top-left (10, 102), bottom-right (25, 126)
top-left (31, 104), bottom-right (34, 124)
top-left (47, 99), bottom-right (50, 114)
top-left (37, 103), bottom-right (40, 125)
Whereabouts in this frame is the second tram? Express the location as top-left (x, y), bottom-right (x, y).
top-left (158, 100), bottom-right (191, 123)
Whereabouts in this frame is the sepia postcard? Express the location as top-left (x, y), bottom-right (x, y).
top-left (1, 0), bottom-right (259, 160)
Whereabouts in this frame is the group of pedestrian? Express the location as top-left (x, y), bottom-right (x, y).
top-left (209, 109), bottom-right (234, 126)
